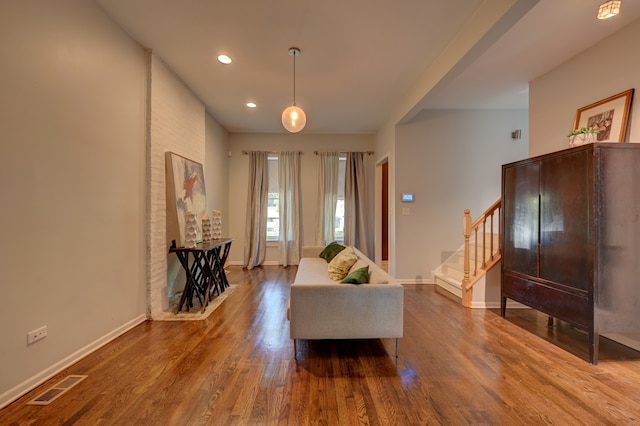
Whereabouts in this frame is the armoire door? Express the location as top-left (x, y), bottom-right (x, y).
top-left (538, 149), bottom-right (592, 291)
top-left (503, 162), bottom-right (540, 277)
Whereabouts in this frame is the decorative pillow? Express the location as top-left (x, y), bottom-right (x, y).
top-left (328, 246), bottom-right (358, 280)
top-left (341, 266), bottom-right (369, 284)
top-left (319, 241), bottom-right (346, 262)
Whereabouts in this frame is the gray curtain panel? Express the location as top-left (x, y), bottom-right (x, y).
top-left (316, 152), bottom-right (340, 246)
top-left (278, 151), bottom-right (302, 266)
top-left (243, 151), bottom-right (268, 269)
top-left (344, 152), bottom-right (371, 256)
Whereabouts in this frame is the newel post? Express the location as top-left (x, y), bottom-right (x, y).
top-left (462, 209), bottom-right (472, 307)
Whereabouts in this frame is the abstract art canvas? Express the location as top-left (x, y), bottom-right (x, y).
top-left (165, 152), bottom-right (208, 247)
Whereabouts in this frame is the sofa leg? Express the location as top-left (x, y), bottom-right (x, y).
top-left (395, 338), bottom-right (399, 358)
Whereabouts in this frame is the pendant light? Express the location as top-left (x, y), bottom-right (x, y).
top-left (597, 0), bottom-right (621, 19)
top-left (281, 47), bottom-right (307, 133)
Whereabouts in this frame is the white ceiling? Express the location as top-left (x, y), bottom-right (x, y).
top-left (96, 0), bottom-right (640, 134)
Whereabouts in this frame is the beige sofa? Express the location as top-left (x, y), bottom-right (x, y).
top-left (288, 246), bottom-right (404, 358)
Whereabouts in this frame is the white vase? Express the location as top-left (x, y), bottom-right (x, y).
top-left (201, 215), bottom-right (212, 242)
top-left (569, 132), bottom-right (597, 147)
top-left (184, 211), bottom-right (198, 248)
top-left (212, 210), bottom-right (222, 240)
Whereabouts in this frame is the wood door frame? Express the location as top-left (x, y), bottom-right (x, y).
top-left (375, 154), bottom-right (390, 266)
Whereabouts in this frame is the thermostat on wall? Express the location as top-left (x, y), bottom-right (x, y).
top-left (401, 193), bottom-right (414, 202)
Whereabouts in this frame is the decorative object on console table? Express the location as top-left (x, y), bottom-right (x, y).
top-left (184, 211), bottom-right (198, 249)
top-left (501, 143), bottom-right (640, 364)
top-left (212, 210), bottom-right (222, 240)
top-left (165, 152), bottom-right (208, 247)
top-left (201, 215), bottom-right (212, 242)
top-left (572, 89), bottom-right (634, 143)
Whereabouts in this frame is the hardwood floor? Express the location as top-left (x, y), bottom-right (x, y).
top-left (3, 266), bottom-right (640, 425)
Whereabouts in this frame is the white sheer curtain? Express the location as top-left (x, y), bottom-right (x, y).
top-left (278, 151), bottom-right (302, 266)
top-left (315, 152), bottom-right (340, 245)
top-left (243, 151), bottom-right (268, 269)
top-left (344, 152), bottom-right (372, 256)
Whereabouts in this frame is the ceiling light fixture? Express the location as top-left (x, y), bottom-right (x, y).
top-left (217, 54), bottom-right (232, 64)
top-left (246, 102), bottom-right (257, 108)
top-left (597, 0), bottom-right (621, 19)
top-left (281, 47), bottom-right (306, 133)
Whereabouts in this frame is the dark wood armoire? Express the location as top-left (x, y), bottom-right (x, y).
top-left (501, 143), bottom-right (640, 364)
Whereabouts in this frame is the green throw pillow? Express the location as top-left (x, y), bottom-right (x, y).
top-left (319, 241), bottom-right (346, 262)
top-left (341, 266), bottom-right (369, 284)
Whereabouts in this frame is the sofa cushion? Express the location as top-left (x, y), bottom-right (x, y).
top-left (319, 241), bottom-right (346, 262)
top-left (368, 268), bottom-right (389, 284)
top-left (294, 258), bottom-right (334, 284)
top-left (348, 257), bottom-right (388, 284)
top-left (348, 258), bottom-right (368, 273)
top-left (340, 265), bottom-right (369, 284)
top-left (327, 246), bottom-right (358, 280)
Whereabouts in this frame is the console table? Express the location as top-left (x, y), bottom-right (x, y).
top-left (169, 238), bottom-right (233, 313)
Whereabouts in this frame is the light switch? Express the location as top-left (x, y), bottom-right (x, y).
top-left (402, 207), bottom-right (410, 215)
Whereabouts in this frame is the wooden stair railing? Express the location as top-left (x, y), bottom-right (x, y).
top-left (462, 199), bottom-right (501, 307)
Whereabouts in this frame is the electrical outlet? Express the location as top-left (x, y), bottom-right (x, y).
top-left (27, 326), bottom-right (47, 345)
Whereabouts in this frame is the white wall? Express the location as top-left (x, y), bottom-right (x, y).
top-left (0, 0), bottom-right (147, 406)
top-left (227, 133), bottom-right (374, 265)
top-left (394, 109), bottom-right (528, 281)
top-left (147, 54), bottom-right (205, 317)
top-left (530, 18), bottom-right (640, 156)
top-left (205, 113), bottom-right (230, 238)
top-left (374, 125), bottom-right (397, 275)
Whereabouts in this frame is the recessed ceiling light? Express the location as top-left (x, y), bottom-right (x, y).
top-left (246, 102), bottom-right (257, 108)
top-left (217, 54), bottom-right (232, 64)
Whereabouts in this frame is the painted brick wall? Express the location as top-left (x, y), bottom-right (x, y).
top-left (148, 53), bottom-right (205, 317)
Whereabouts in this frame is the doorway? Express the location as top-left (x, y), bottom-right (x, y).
top-left (375, 157), bottom-right (390, 270)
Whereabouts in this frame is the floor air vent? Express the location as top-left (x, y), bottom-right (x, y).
top-left (27, 375), bottom-right (88, 406)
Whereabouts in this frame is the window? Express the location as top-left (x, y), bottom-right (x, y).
top-left (266, 156), bottom-right (279, 241)
top-left (267, 154), bottom-right (346, 242)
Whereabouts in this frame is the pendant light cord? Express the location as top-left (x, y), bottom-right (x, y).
top-left (292, 53), bottom-right (297, 106)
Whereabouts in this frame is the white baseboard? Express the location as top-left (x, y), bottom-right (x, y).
top-left (397, 278), bottom-right (434, 285)
top-left (502, 300), bottom-right (532, 309)
top-left (227, 260), bottom-right (281, 267)
top-left (0, 314), bottom-right (147, 410)
top-left (470, 301), bottom-right (501, 309)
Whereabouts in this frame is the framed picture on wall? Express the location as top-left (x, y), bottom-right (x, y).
top-left (573, 89), bottom-right (634, 143)
top-left (165, 152), bottom-right (208, 247)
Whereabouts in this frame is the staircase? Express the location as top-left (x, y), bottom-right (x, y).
top-left (433, 200), bottom-right (502, 308)
top-left (433, 234), bottom-right (501, 308)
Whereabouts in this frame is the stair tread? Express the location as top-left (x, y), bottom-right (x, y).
top-left (434, 271), bottom-right (461, 286)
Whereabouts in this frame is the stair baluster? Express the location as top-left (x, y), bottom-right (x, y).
top-left (462, 199), bottom-right (502, 307)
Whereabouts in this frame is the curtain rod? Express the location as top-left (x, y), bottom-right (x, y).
top-left (314, 151), bottom-right (375, 155)
top-left (241, 150), bottom-right (304, 155)
top-left (241, 150), bottom-right (373, 155)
